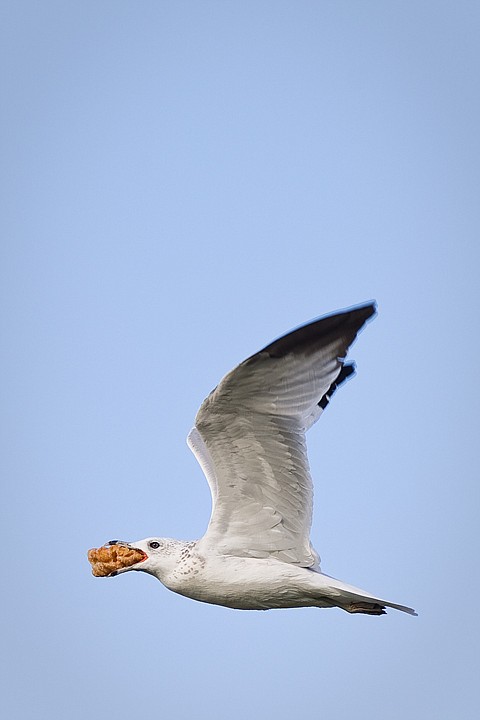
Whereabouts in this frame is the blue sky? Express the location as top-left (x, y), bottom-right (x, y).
top-left (2, 2), bottom-right (479, 718)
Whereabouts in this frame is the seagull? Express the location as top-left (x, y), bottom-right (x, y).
top-left (89, 303), bottom-right (416, 616)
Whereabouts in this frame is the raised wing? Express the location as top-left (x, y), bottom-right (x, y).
top-left (188, 303), bottom-right (376, 567)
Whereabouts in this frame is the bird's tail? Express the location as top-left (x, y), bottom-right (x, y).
top-left (315, 572), bottom-right (417, 616)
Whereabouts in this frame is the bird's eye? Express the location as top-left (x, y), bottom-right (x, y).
top-left (149, 541), bottom-right (160, 549)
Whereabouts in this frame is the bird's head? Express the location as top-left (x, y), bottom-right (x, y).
top-left (88, 537), bottom-right (186, 580)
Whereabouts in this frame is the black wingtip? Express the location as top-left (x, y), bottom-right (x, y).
top-left (261, 301), bottom-right (377, 360)
top-left (318, 362), bottom-right (356, 410)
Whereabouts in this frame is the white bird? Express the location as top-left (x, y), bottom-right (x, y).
top-left (91, 303), bottom-right (416, 616)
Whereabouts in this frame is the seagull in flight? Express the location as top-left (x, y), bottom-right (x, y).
top-left (89, 303), bottom-right (416, 616)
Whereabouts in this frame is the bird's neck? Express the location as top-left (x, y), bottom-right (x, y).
top-left (149, 539), bottom-right (197, 584)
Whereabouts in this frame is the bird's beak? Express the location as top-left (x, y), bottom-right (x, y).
top-left (88, 540), bottom-right (148, 577)
top-left (107, 540), bottom-right (149, 571)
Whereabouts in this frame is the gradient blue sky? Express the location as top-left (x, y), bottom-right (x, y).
top-left (2, 2), bottom-right (479, 718)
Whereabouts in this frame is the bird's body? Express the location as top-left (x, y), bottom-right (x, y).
top-left (132, 538), bottom-right (414, 614)
top-left (89, 303), bottom-right (416, 617)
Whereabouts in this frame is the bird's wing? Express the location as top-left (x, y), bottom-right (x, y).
top-left (188, 303), bottom-right (376, 567)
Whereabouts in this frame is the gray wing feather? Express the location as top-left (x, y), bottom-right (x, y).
top-left (188, 303), bottom-right (376, 567)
